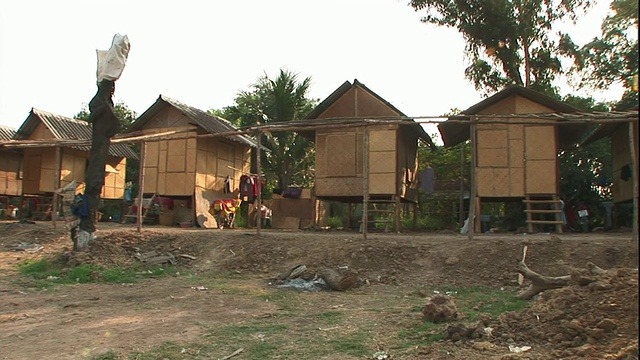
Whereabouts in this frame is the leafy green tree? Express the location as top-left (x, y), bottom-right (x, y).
top-left (217, 69), bottom-right (318, 190)
top-left (564, 0), bottom-right (638, 110)
top-left (409, 0), bottom-right (592, 95)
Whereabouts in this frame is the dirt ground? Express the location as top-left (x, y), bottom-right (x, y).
top-left (0, 220), bottom-right (638, 360)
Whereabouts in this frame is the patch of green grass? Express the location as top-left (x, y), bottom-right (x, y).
top-left (88, 351), bottom-right (121, 360)
top-left (439, 285), bottom-right (529, 320)
top-left (16, 258), bottom-right (182, 288)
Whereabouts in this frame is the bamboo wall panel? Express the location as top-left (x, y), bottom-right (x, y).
top-left (525, 160), bottom-right (556, 194)
top-left (38, 148), bottom-right (56, 193)
top-left (611, 124), bottom-right (635, 202)
top-left (510, 167), bottom-right (525, 196)
top-left (355, 88), bottom-right (400, 116)
top-left (476, 168), bottom-right (494, 197)
top-left (318, 90), bottom-right (357, 118)
top-left (525, 126), bottom-right (556, 160)
top-left (369, 151), bottom-right (395, 174)
top-left (369, 173), bottom-right (394, 194)
top-left (509, 139), bottom-right (524, 168)
top-left (144, 107), bottom-right (194, 129)
top-left (315, 177), bottom-right (362, 197)
top-left (22, 150), bottom-right (42, 194)
top-left (369, 129), bottom-right (396, 151)
top-left (327, 134), bottom-right (356, 177)
top-left (315, 135), bottom-right (327, 175)
top-left (0, 151), bottom-right (22, 196)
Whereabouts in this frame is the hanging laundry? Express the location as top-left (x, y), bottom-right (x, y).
top-left (420, 167), bottom-right (435, 193)
top-left (223, 176), bottom-right (231, 194)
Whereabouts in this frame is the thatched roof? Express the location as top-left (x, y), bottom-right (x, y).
top-left (14, 108), bottom-right (138, 159)
top-left (304, 79), bottom-right (437, 150)
top-left (128, 95), bottom-right (257, 148)
top-left (438, 85), bottom-right (586, 149)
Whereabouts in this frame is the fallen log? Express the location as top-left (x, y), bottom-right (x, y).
top-left (516, 260), bottom-right (616, 300)
top-left (318, 268), bottom-right (357, 292)
top-left (516, 261), bottom-right (572, 300)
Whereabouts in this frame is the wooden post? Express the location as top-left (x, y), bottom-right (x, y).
top-left (136, 141), bottom-right (147, 233)
top-left (52, 146), bottom-right (61, 229)
top-left (362, 126), bottom-right (369, 240)
top-left (395, 195), bottom-right (401, 234)
top-left (467, 117), bottom-right (477, 240)
top-left (256, 130), bottom-right (262, 237)
top-left (459, 142), bottom-right (465, 227)
top-left (629, 121), bottom-right (638, 241)
top-left (412, 202), bottom-right (418, 231)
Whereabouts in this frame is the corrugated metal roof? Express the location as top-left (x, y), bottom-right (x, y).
top-left (0, 125), bottom-right (16, 141)
top-left (15, 108), bottom-right (138, 159)
top-left (128, 95), bottom-right (257, 148)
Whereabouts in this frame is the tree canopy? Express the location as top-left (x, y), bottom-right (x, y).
top-left (216, 69), bottom-right (318, 190)
top-left (409, 0), bottom-right (593, 96)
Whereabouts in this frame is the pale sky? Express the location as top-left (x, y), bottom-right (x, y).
top-left (0, 0), bottom-right (622, 140)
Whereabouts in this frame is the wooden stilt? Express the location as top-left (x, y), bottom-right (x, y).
top-left (136, 141), bottom-right (147, 233)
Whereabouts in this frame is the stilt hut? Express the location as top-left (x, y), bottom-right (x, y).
top-left (13, 108), bottom-right (137, 219)
top-left (304, 79), bottom-right (436, 231)
top-left (581, 120), bottom-right (638, 227)
top-left (438, 85), bottom-right (586, 233)
top-left (125, 95), bottom-right (257, 227)
top-left (0, 126), bottom-right (22, 217)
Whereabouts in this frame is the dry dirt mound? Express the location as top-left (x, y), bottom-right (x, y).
top-left (491, 267), bottom-right (639, 359)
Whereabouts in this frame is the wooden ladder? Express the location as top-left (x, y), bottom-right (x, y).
top-left (122, 194), bottom-right (157, 224)
top-left (523, 194), bottom-right (563, 233)
top-left (360, 199), bottom-right (396, 233)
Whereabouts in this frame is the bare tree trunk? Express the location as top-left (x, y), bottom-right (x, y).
top-left (76, 80), bottom-right (121, 250)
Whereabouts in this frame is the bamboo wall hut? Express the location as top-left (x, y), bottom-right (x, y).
top-left (581, 121), bottom-right (638, 204)
top-left (14, 108), bottom-right (137, 201)
top-left (126, 95), bottom-right (256, 227)
top-left (0, 125), bottom-right (22, 197)
top-left (304, 79), bottom-right (436, 230)
top-left (438, 86), bottom-right (587, 233)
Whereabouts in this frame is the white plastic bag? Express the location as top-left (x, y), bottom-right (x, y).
top-left (96, 33), bottom-right (130, 82)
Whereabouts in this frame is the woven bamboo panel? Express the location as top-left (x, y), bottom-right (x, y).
top-left (510, 167), bottom-right (524, 196)
top-left (144, 167), bottom-right (157, 193)
top-left (370, 129), bottom-right (396, 151)
top-left (327, 133), bottom-right (356, 177)
top-left (315, 177), bottom-right (362, 197)
top-left (476, 168), bottom-right (494, 196)
top-left (168, 139), bottom-right (187, 156)
top-left (145, 141), bottom-right (159, 167)
top-left (525, 159), bottom-right (556, 194)
top-left (196, 150), bottom-right (207, 173)
top-left (492, 168), bottom-right (510, 196)
top-left (164, 172), bottom-right (189, 195)
top-left (318, 89), bottom-right (357, 118)
top-left (525, 126), bottom-right (556, 160)
top-left (478, 148), bottom-right (508, 167)
top-left (515, 95), bottom-right (553, 113)
top-left (315, 135), bottom-right (327, 175)
top-left (167, 153), bottom-right (186, 172)
top-left (509, 139), bottom-right (524, 168)
top-left (369, 173), bottom-right (395, 194)
top-left (477, 129), bottom-right (508, 149)
top-left (218, 141), bottom-right (233, 161)
top-left (195, 173), bottom-right (206, 188)
top-left (370, 151), bottom-right (396, 174)
top-left (509, 124), bottom-right (524, 140)
top-left (205, 174), bottom-right (216, 189)
top-left (205, 151), bottom-right (217, 174)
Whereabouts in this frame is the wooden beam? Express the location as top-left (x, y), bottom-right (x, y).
top-left (52, 146), bottom-right (61, 229)
top-left (256, 131), bottom-right (262, 237)
top-left (136, 141), bottom-right (147, 233)
top-left (467, 117), bottom-right (477, 240)
top-left (629, 121), bottom-right (638, 241)
top-left (362, 126), bottom-right (369, 240)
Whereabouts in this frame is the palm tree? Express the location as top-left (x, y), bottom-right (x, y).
top-left (219, 69), bottom-right (318, 190)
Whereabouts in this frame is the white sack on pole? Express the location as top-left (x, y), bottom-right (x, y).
top-left (96, 33), bottom-right (130, 82)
